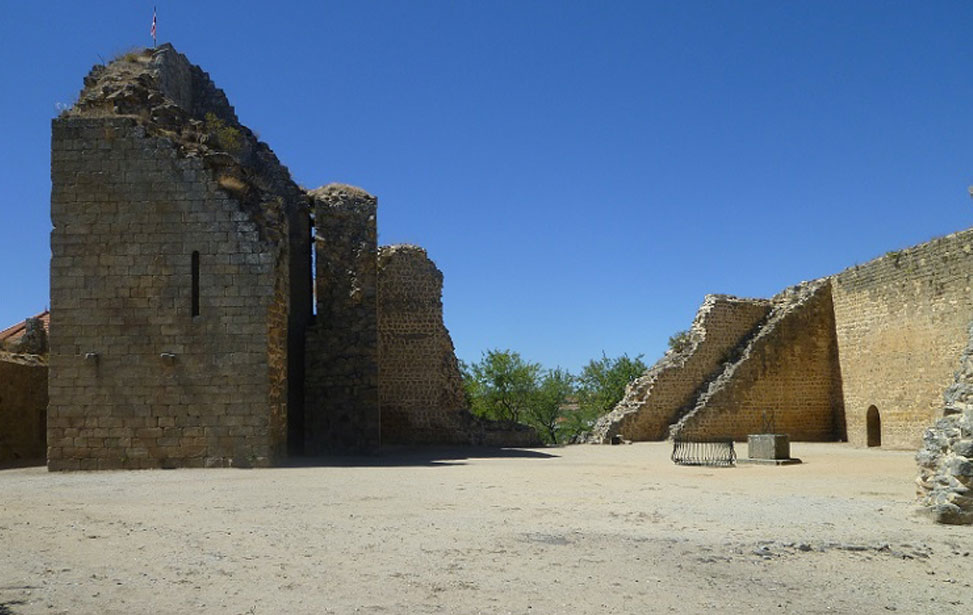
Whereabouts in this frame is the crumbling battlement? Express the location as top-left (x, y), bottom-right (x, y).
top-left (65, 44), bottom-right (308, 241)
top-left (1, 317), bottom-right (50, 355)
top-left (373, 245), bottom-right (539, 447)
top-left (49, 44), bottom-right (311, 469)
top-left (378, 245), bottom-right (468, 444)
top-left (833, 227), bottom-right (973, 449)
top-left (585, 295), bottom-right (771, 443)
top-left (671, 279), bottom-right (844, 441)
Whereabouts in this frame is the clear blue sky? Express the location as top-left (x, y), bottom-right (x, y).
top-left (1, 1), bottom-right (971, 373)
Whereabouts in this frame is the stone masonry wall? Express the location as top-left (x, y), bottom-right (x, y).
top-left (672, 279), bottom-right (844, 442)
top-left (0, 353), bottom-right (48, 465)
top-left (304, 184), bottom-right (380, 454)
top-left (832, 228), bottom-right (973, 449)
top-left (586, 295), bottom-right (771, 443)
top-left (48, 45), bottom-right (307, 470)
top-left (50, 117), bottom-right (284, 469)
top-left (377, 245), bottom-right (468, 444)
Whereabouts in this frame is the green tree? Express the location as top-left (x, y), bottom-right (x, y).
top-left (525, 368), bottom-right (575, 445)
top-left (462, 349), bottom-right (541, 424)
top-left (562, 352), bottom-right (647, 440)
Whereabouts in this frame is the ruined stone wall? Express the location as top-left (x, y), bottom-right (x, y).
top-left (12, 318), bottom-right (49, 355)
top-left (587, 296), bottom-right (771, 443)
top-left (832, 228), bottom-right (973, 449)
top-left (916, 322), bottom-right (973, 525)
top-left (0, 353), bottom-right (48, 465)
top-left (304, 184), bottom-right (379, 454)
top-left (377, 245), bottom-right (469, 444)
top-left (673, 280), bottom-right (844, 442)
top-left (48, 46), bottom-right (308, 470)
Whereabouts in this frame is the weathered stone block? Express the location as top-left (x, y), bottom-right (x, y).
top-left (748, 434), bottom-right (791, 460)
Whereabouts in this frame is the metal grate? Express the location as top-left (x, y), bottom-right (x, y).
top-left (671, 439), bottom-right (736, 467)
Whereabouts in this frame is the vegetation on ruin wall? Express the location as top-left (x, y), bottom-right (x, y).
top-left (667, 330), bottom-right (692, 353)
top-left (204, 112), bottom-right (243, 153)
top-left (461, 350), bottom-right (645, 444)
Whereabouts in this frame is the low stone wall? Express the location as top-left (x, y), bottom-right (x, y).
top-left (471, 416), bottom-right (541, 447)
top-left (586, 295), bottom-right (771, 443)
top-left (0, 353), bottom-right (48, 466)
top-left (672, 279), bottom-right (844, 442)
top-left (916, 323), bottom-right (973, 525)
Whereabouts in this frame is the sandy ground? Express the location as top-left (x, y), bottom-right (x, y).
top-left (0, 442), bottom-right (971, 615)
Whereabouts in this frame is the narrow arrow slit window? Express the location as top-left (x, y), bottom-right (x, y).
top-left (191, 251), bottom-right (200, 317)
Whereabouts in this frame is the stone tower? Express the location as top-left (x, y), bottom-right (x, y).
top-left (304, 184), bottom-right (380, 454)
top-left (48, 45), bottom-right (311, 469)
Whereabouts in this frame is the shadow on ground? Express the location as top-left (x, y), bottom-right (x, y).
top-left (0, 601), bottom-right (25, 615)
top-left (0, 458), bottom-right (44, 471)
top-left (281, 446), bottom-right (560, 468)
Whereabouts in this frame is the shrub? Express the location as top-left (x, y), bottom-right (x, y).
top-left (462, 349), bottom-right (540, 425)
top-left (112, 47), bottom-right (148, 64)
top-left (667, 330), bottom-right (692, 353)
top-left (561, 352), bottom-right (646, 440)
top-left (205, 112), bottom-right (243, 153)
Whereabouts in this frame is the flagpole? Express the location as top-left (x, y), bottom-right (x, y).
top-left (151, 6), bottom-right (157, 48)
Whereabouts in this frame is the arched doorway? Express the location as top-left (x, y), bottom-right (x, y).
top-left (866, 405), bottom-right (881, 447)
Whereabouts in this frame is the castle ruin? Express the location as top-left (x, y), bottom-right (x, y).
top-left (46, 44), bottom-right (535, 470)
top-left (31, 41), bottom-right (973, 489)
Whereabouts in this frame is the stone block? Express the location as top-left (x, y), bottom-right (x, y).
top-left (748, 433), bottom-right (791, 460)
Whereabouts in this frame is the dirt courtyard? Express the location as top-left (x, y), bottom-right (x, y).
top-left (1, 442), bottom-right (970, 614)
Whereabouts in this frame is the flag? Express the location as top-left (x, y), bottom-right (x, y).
top-left (151, 7), bottom-right (157, 44)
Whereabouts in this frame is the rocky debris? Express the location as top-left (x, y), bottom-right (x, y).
top-left (743, 540), bottom-right (934, 561)
top-left (917, 325), bottom-right (973, 524)
top-left (692, 540), bottom-right (941, 569)
top-left (0, 350), bottom-right (46, 368)
top-left (65, 44), bottom-right (307, 243)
